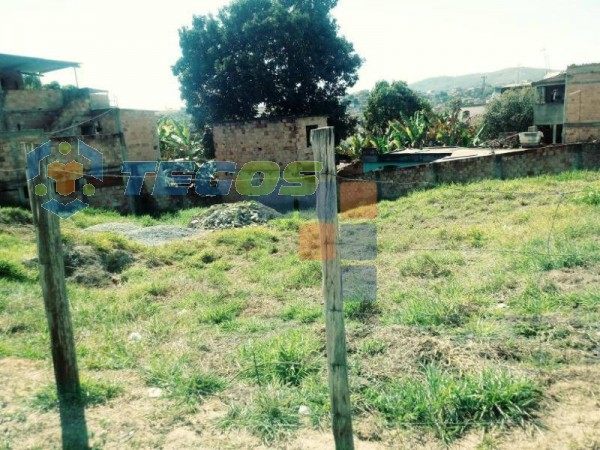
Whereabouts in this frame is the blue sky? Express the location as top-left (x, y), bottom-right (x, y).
top-left (2, 0), bottom-right (598, 110)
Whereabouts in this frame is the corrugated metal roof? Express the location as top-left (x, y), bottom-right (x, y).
top-left (0, 53), bottom-right (79, 74)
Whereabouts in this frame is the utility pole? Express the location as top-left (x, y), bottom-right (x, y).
top-left (311, 127), bottom-right (354, 450)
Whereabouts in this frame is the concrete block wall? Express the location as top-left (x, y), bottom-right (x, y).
top-left (120, 109), bottom-right (159, 161)
top-left (213, 116), bottom-right (327, 169)
top-left (0, 131), bottom-right (45, 204)
top-left (3, 90), bottom-right (64, 112)
top-left (354, 143), bottom-right (600, 201)
top-left (0, 87), bottom-right (159, 213)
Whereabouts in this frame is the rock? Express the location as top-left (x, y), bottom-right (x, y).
top-left (148, 387), bottom-right (163, 398)
top-left (298, 405), bottom-right (311, 416)
top-left (128, 332), bottom-right (142, 342)
top-left (22, 257), bottom-right (38, 269)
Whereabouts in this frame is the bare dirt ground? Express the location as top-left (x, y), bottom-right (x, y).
top-left (1, 357), bottom-right (599, 449)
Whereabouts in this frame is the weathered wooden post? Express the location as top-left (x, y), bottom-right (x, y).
top-left (311, 127), bottom-right (354, 450)
top-left (26, 149), bottom-right (89, 450)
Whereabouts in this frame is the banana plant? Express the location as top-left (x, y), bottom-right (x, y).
top-left (388, 112), bottom-right (429, 149)
top-left (157, 116), bottom-right (203, 161)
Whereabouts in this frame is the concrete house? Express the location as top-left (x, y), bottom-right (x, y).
top-left (212, 115), bottom-right (328, 168)
top-left (533, 63), bottom-right (600, 145)
top-left (0, 53), bottom-right (159, 211)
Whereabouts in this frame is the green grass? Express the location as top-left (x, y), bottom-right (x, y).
top-left (280, 301), bottom-right (322, 324)
top-left (2, 171), bottom-right (600, 447)
top-left (0, 260), bottom-right (29, 282)
top-left (221, 386), bottom-right (301, 444)
top-left (144, 357), bottom-right (226, 406)
top-left (240, 330), bottom-right (321, 386)
top-left (362, 365), bottom-right (542, 443)
top-left (0, 207), bottom-right (32, 225)
top-left (33, 378), bottom-right (123, 411)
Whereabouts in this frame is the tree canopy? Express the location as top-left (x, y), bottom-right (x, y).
top-left (481, 87), bottom-right (536, 139)
top-left (363, 81), bottom-right (429, 134)
top-left (173, 0), bottom-right (362, 140)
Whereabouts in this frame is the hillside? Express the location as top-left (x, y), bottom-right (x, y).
top-left (410, 67), bottom-right (552, 92)
top-left (1, 171), bottom-right (600, 448)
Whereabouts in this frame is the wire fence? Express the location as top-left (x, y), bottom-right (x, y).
top-left (2, 157), bottom-right (599, 444)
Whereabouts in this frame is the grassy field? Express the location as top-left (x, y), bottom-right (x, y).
top-left (1, 171), bottom-right (600, 449)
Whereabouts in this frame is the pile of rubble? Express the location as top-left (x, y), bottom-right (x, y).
top-left (189, 201), bottom-right (282, 230)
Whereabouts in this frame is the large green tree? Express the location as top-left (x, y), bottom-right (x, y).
top-left (481, 87), bottom-right (536, 139)
top-left (363, 81), bottom-right (429, 135)
top-left (173, 0), bottom-right (362, 141)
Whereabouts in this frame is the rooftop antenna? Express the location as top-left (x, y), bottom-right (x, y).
top-left (542, 48), bottom-right (551, 74)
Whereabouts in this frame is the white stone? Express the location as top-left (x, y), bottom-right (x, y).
top-left (148, 387), bottom-right (163, 398)
top-left (298, 405), bottom-right (311, 416)
top-left (129, 332), bottom-right (142, 342)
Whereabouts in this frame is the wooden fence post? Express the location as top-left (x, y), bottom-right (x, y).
top-left (26, 151), bottom-right (89, 450)
top-left (311, 127), bottom-right (354, 450)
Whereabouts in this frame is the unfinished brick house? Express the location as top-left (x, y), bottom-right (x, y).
top-left (533, 63), bottom-right (600, 144)
top-left (212, 116), bottom-right (328, 168)
top-left (0, 53), bottom-right (159, 211)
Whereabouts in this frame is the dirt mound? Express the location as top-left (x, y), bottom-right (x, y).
top-left (66, 246), bottom-right (135, 286)
top-left (25, 245), bottom-right (135, 287)
top-left (189, 201), bottom-right (282, 230)
top-left (86, 222), bottom-right (201, 246)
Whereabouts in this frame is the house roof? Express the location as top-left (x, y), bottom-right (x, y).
top-left (0, 53), bottom-right (80, 74)
top-left (532, 71), bottom-right (566, 87)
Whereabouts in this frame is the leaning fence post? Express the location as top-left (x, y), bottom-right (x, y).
top-left (311, 127), bottom-right (354, 450)
top-left (26, 148), bottom-right (89, 450)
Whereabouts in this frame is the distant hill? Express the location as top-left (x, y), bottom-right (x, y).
top-left (409, 67), bottom-right (552, 92)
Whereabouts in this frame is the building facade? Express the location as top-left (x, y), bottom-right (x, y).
top-left (212, 116), bottom-right (328, 168)
top-left (0, 53), bottom-right (159, 211)
top-left (533, 63), bottom-right (600, 145)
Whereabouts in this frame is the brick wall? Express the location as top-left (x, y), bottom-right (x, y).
top-left (564, 63), bottom-right (600, 143)
top-left (0, 86), bottom-right (159, 213)
top-left (352, 143), bottom-right (600, 201)
top-left (119, 109), bottom-right (159, 161)
top-left (0, 131), bottom-right (45, 204)
top-left (3, 90), bottom-right (64, 112)
top-left (213, 116), bottom-right (327, 168)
